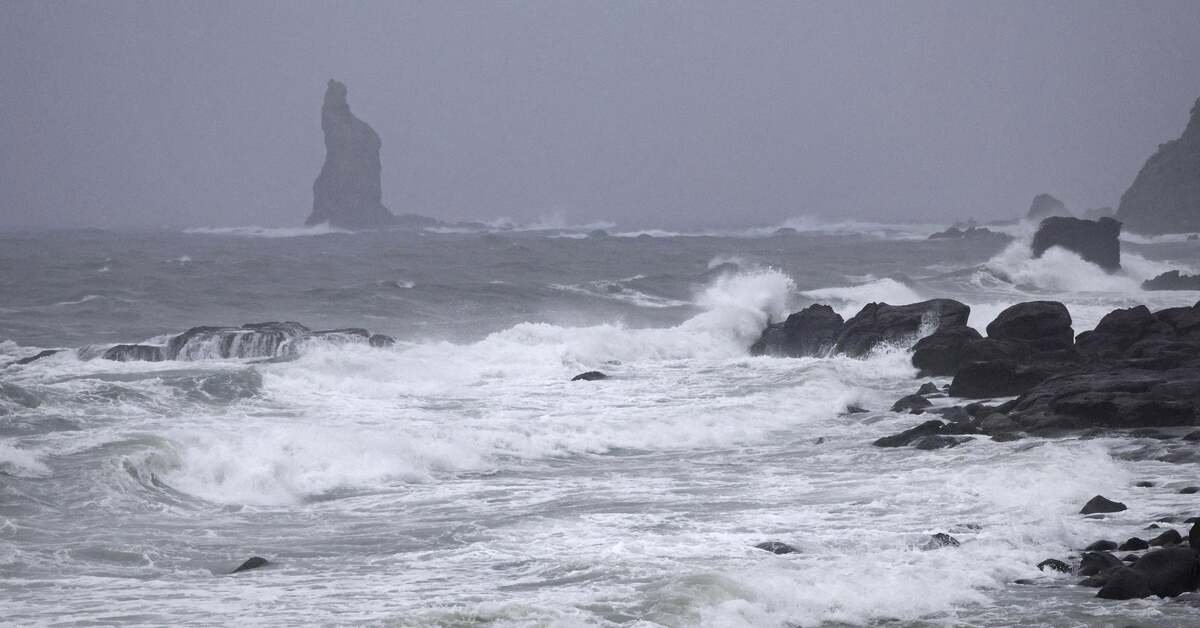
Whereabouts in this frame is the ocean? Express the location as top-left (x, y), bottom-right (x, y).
top-left (2, 220), bottom-right (1199, 626)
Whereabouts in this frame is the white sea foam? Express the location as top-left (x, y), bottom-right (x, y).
top-left (0, 442), bottom-right (51, 478)
top-left (802, 277), bottom-right (925, 319)
top-left (183, 224), bottom-right (352, 238)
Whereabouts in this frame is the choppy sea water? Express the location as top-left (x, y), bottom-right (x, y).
top-left (2, 222), bottom-right (1200, 626)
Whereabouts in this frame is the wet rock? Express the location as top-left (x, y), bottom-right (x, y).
top-left (842, 405), bottom-right (869, 415)
top-left (916, 382), bottom-right (940, 396)
top-left (368, 334), bottom-right (396, 348)
top-left (978, 412), bottom-right (1016, 433)
top-left (1150, 529), bottom-right (1184, 547)
top-left (168, 322), bottom-right (311, 361)
top-left (911, 326), bottom-right (984, 376)
top-left (1037, 558), bottom-right (1071, 573)
top-left (1086, 540), bottom-right (1119, 552)
top-left (750, 304), bottom-right (845, 357)
top-left (1180, 487), bottom-right (1200, 494)
top-left (230, 556), bottom-right (270, 574)
top-left (921, 533), bottom-right (960, 550)
top-left (1143, 271), bottom-right (1200, 291)
top-left (990, 432), bottom-right (1023, 442)
top-left (754, 541), bottom-right (798, 555)
top-left (1074, 305), bottom-right (1174, 359)
top-left (873, 420), bottom-right (945, 448)
top-left (1081, 495), bottom-right (1128, 515)
top-left (948, 359), bottom-right (1053, 399)
top-left (834, 299), bottom-right (970, 357)
top-left (1120, 538), bottom-right (1151, 551)
top-left (891, 394), bottom-right (932, 414)
top-left (1097, 566), bottom-right (1153, 599)
top-left (11, 349), bottom-right (62, 366)
top-left (1124, 554), bottom-right (1141, 563)
top-left (102, 344), bottom-right (165, 362)
top-left (1137, 481), bottom-right (1156, 487)
top-left (1078, 551), bottom-right (1124, 576)
top-left (985, 301), bottom-right (1075, 353)
top-left (913, 435), bottom-right (961, 450)
top-left (571, 371), bottom-right (608, 382)
top-left (1184, 430), bottom-right (1200, 442)
top-left (1031, 216), bottom-right (1122, 272)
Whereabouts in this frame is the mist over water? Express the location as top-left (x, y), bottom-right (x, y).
top-left (2, 223), bottom-right (1199, 625)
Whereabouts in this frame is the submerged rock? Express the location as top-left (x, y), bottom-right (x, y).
top-left (873, 420), bottom-right (946, 448)
top-left (891, 394), bottom-right (932, 414)
top-left (571, 371), bottom-right (608, 381)
top-left (307, 80), bottom-right (395, 229)
top-left (230, 556), bottom-right (270, 574)
top-left (102, 344), bottom-right (165, 362)
top-left (754, 541), bottom-right (798, 555)
top-left (1117, 97), bottom-right (1200, 235)
top-left (1037, 558), bottom-right (1071, 573)
top-left (10, 349), bottom-right (62, 366)
top-left (921, 533), bottom-right (960, 550)
top-left (1031, 216), bottom-right (1122, 272)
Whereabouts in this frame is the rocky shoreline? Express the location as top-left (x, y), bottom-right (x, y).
top-left (751, 294), bottom-right (1200, 600)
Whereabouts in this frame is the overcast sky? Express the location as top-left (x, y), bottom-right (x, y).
top-left (2, 1), bottom-right (1198, 229)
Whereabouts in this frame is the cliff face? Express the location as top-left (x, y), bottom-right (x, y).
top-left (306, 80), bottom-right (395, 229)
top-left (1117, 98), bottom-right (1200, 234)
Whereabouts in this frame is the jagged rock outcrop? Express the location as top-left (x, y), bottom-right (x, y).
top-left (1143, 271), bottom-right (1200, 291)
top-left (750, 304), bottom-right (845, 357)
top-left (927, 226), bottom-right (1011, 242)
top-left (833, 299), bottom-right (970, 357)
top-left (1117, 98), bottom-right (1200, 234)
top-left (306, 80), bottom-right (395, 229)
top-left (1031, 216), bottom-right (1122, 272)
top-left (1026, 194), bottom-right (1069, 220)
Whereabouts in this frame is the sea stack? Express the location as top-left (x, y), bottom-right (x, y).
top-left (1117, 97), bottom-right (1200, 234)
top-left (1031, 216), bottom-right (1122, 272)
top-left (306, 79), bottom-right (395, 229)
top-left (1026, 194), bottom-right (1069, 220)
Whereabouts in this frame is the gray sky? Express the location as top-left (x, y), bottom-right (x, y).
top-left (2, 1), bottom-right (1199, 229)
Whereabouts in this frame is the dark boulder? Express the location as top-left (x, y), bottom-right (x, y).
top-left (873, 420), bottom-right (946, 447)
top-left (1143, 271), bottom-right (1200, 291)
top-left (1003, 365), bottom-right (1200, 432)
top-left (916, 382), bottom-right (941, 396)
top-left (833, 299), bottom-right (970, 357)
top-left (1120, 537), bottom-right (1151, 551)
top-left (1150, 529), bottom-right (1184, 547)
top-left (948, 359), bottom-right (1054, 399)
top-left (911, 326), bottom-right (983, 376)
top-left (754, 541), bottom-right (798, 555)
top-left (571, 371), bottom-right (608, 381)
top-left (1096, 567), bottom-right (1153, 599)
top-left (750, 304), bottom-right (844, 357)
top-left (891, 394), bottom-right (932, 414)
top-left (1181, 486), bottom-right (1200, 494)
top-left (1081, 495), bottom-right (1128, 515)
top-left (1031, 216), bottom-right (1122, 272)
top-left (985, 301), bottom-right (1075, 353)
top-left (913, 435), bottom-right (961, 450)
top-left (1075, 305), bottom-right (1173, 359)
top-left (1078, 551), bottom-right (1124, 576)
top-left (1086, 540), bottom-right (1119, 552)
top-left (102, 344), bottom-right (165, 362)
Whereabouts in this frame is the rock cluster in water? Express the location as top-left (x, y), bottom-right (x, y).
top-left (94, 322), bottom-right (395, 363)
top-left (307, 80), bottom-right (396, 230)
top-left (751, 299), bottom-right (968, 358)
top-left (1118, 97), bottom-right (1200, 234)
top-left (927, 225), bottom-right (1010, 242)
top-left (1031, 216), bottom-right (1122, 272)
top-left (1143, 270), bottom-right (1200, 291)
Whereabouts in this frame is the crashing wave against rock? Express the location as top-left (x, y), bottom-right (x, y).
top-left (91, 322), bottom-right (396, 363)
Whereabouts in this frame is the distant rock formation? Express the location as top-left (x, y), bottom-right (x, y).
top-left (307, 80), bottom-right (396, 229)
top-left (1143, 271), bottom-right (1200, 291)
top-left (927, 226), bottom-right (1011, 242)
top-left (1026, 194), bottom-right (1069, 220)
top-left (1117, 97), bottom-right (1200, 234)
top-left (1031, 216), bottom-right (1122, 272)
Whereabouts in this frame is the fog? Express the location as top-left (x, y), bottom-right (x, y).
top-left (2, 1), bottom-right (1198, 230)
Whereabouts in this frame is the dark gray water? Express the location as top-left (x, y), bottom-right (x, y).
top-left (2, 223), bottom-right (1199, 626)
